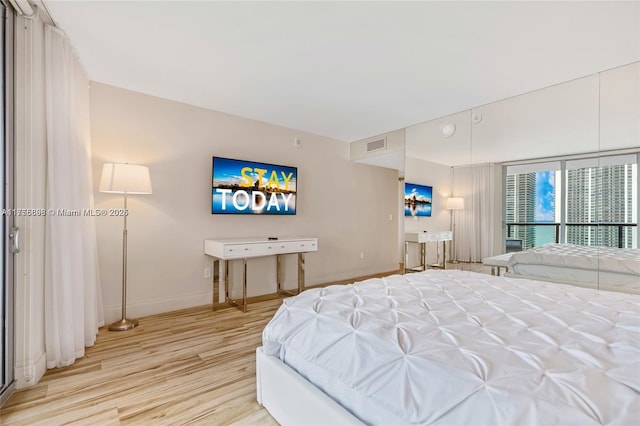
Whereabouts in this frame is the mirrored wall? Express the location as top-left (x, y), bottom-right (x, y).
top-left (351, 62), bottom-right (638, 292)
top-left (401, 62), bottom-right (639, 293)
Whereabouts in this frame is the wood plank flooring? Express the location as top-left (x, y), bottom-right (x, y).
top-left (0, 299), bottom-right (283, 425)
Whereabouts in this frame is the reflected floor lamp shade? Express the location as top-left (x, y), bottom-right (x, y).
top-left (99, 163), bottom-right (152, 331)
top-left (446, 197), bottom-right (464, 262)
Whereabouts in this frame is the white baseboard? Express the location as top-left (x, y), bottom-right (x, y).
top-left (103, 290), bottom-right (213, 324)
top-left (15, 348), bottom-right (46, 390)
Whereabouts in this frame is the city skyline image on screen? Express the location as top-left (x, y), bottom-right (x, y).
top-left (404, 182), bottom-right (432, 217)
top-left (212, 157), bottom-right (297, 215)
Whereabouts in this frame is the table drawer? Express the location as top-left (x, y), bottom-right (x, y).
top-left (252, 242), bottom-right (283, 256)
top-left (251, 241), bottom-right (297, 255)
top-left (206, 237), bottom-right (318, 259)
top-left (273, 241), bottom-right (298, 254)
top-left (296, 240), bottom-right (317, 252)
top-left (223, 244), bottom-right (252, 258)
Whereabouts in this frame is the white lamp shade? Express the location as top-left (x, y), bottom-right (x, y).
top-left (99, 163), bottom-right (152, 194)
top-left (445, 197), bottom-right (464, 210)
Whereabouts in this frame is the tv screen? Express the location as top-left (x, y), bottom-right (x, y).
top-left (404, 182), bottom-right (432, 217)
top-left (212, 157), bottom-right (297, 215)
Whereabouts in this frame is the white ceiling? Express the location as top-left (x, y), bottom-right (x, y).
top-left (43, 1), bottom-right (640, 142)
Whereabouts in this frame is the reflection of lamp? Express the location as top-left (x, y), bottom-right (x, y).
top-left (446, 197), bottom-right (464, 263)
top-left (99, 163), bottom-right (152, 331)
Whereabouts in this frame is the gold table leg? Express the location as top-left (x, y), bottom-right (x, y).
top-left (298, 253), bottom-right (305, 294)
top-left (278, 253), bottom-right (306, 297)
top-left (212, 259), bottom-right (220, 310)
top-left (224, 259), bottom-right (248, 313)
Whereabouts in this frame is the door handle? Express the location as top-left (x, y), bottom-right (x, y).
top-left (9, 226), bottom-right (20, 253)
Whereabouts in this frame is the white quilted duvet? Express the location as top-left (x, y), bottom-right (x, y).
top-left (508, 243), bottom-right (640, 275)
top-left (262, 270), bottom-right (640, 425)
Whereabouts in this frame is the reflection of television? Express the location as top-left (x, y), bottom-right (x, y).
top-left (404, 182), bottom-right (432, 217)
top-left (212, 157), bottom-right (297, 215)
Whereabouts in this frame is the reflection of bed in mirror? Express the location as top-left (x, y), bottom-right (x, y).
top-left (504, 243), bottom-right (640, 294)
top-left (257, 269), bottom-right (640, 425)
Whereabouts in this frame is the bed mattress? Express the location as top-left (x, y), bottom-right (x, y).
top-left (262, 270), bottom-right (640, 425)
top-left (507, 243), bottom-right (640, 290)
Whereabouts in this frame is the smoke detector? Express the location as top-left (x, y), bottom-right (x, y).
top-left (440, 122), bottom-right (456, 138)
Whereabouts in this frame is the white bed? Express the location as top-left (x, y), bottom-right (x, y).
top-left (257, 269), bottom-right (640, 425)
top-left (505, 243), bottom-right (640, 294)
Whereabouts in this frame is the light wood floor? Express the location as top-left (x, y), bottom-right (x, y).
top-left (0, 299), bottom-right (284, 425)
top-left (1, 264), bottom-right (490, 425)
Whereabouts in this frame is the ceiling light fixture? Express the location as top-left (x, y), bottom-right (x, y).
top-left (440, 122), bottom-right (456, 138)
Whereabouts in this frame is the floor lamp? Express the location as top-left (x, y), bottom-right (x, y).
top-left (445, 197), bottom-right (464, 263)
top-left (99, 163), bottom-right (152, 331)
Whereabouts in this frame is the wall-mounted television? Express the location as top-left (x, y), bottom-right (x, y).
top-left (212, 157), bottom-right (297, 215)
top-left (404, 182), bottom-right (432, 217)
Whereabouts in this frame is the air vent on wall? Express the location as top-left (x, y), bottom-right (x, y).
top-left (366, 138), bottom-right (387, 152)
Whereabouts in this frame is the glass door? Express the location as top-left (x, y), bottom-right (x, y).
top-left (1, 0), bottom-right (15, 405)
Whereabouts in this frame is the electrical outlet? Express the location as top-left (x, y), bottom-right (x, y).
top-left (360, 252), bottom-right (364, 259)
top-left (204, 267), bottom-right (212, 278)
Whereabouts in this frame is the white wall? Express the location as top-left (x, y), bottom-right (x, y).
top-left (90, 83), bottom-right (399, 322)
top-left (406, 110), bottom-right (472, 168)
top-left (350, 129), bottom-right (405, 175)
top-left (350, 129), bottom-right (406, 263)
top-left (471, 75), bottom-right (600, 163)
top-left (600, 63), bottom-right (640, 151)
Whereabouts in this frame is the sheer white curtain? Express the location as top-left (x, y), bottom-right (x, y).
top-left (44, 25), bottom-right (103, 368)
top-left (452, 164), bottom-right (496, 262)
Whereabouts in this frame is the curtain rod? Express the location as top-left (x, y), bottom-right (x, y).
top-left (11, 0), bottom-right (56, 26)
top-left (8, 0), bottom-right (33, 16)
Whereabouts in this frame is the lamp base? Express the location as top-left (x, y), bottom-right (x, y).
top-left (108, 318), bottom-right (139, 331)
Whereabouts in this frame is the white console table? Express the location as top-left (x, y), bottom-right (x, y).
top-left (204, 237), bottom-right (318, 312)
top-left (404, 231), bottom-right (452, 273)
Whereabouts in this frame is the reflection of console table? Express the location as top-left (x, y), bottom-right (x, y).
top-left (482, 253), bottom-right (513, 276)
top-left (404, 231), bottom-right (452, 273)
top-left (204, 237), bottom-right (318, 312)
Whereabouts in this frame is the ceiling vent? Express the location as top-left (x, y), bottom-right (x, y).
top-left (366, 138), bottom-right (387, 153)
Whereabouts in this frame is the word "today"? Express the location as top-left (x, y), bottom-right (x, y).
top-left (215, 189), bottom-right (293, 212)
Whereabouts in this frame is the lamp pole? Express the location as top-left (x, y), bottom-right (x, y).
top-left (109, 190), bottom-right (139, 331)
